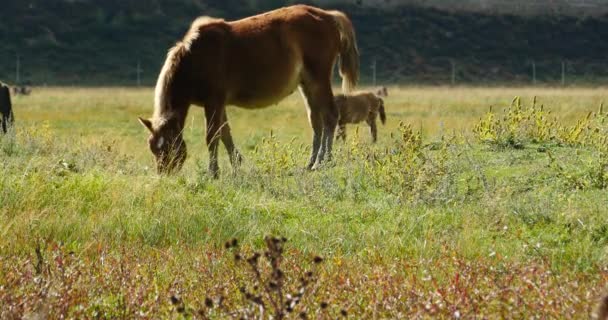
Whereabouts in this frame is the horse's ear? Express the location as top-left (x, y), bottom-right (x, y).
top-left (138, 117), bottom-right (154, 133)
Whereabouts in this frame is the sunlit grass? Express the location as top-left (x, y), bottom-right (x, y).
top-left (2, 86), bottom-right (608, 318)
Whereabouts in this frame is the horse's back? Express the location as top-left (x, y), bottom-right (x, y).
top-left (176, 5), bottom-right (345, 108)
top-left (206, 6), bottom-right (339, 108)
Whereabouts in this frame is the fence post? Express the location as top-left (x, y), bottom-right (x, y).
top-left (532, 60), bottom-right (536, 85)
top-left (371, 57), bottom-right (377, 87)
top-left (451, 60), bottom-right (456, 85)
top-left (561, 60), bottom-right (566, 86)
top-left (136, 60), bottom-right (143, 87)
top-left (15, 53), bottom-right (20, 84)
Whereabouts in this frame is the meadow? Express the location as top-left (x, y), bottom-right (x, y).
top-left (1, 86), bottom-right (607, 318)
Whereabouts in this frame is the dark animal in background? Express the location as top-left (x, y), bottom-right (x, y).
top-left (375, 86), bottom-right (388, 97)
top-left (334, 91), bottom-right (386, 143)
top-left (0, 82), bottom-right (14, 134)
top-left (12, 85), bottom-right (31, 96)
top-left (137, 5), bottom-right (359, 176)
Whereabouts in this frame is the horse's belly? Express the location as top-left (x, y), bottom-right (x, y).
top-left (227, 38), bottom-right (302, 109)
top-left (229, 67), bottom-right (301, 108)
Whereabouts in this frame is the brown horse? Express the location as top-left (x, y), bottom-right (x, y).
top-left (334, 91), bottom-right (386, 143)
top-left (138, 5), bottom-right (359, 176)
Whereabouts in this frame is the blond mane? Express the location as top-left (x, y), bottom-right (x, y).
top-left (152, 16), bottom-right (225, 128)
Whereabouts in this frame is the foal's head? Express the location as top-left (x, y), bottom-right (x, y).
top-left (138, 117), bottom-right (187, 174)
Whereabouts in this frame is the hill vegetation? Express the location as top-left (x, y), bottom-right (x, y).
top-left (2, 0), bottom-right (608, 85)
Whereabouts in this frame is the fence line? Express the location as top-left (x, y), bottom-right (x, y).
top-left (7, 54), bottom-right (608, 86)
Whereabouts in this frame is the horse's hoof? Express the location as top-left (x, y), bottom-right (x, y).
top-left (209, 168), bottom-right (219, 179)
top-left (310, 162), bottom-right (322, 171)
top-left (231, 153), bottom-right (244, 168)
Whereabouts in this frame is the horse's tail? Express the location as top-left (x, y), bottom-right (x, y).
top-left (378, 98), bottom-right (386, 125)
top-left (329, 11), bottom-right (359, 93)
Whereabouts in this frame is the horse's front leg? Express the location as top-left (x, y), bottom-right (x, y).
top-left (204, 105), bottom-right (223, 178)
top-left (219, 111), bottom-right (243, 170)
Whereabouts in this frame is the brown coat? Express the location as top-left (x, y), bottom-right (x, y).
top-left (334, 91), bottom-right (385, 143)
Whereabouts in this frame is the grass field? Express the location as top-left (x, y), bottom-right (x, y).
top-left (1, 86), bottom-right (608, 318)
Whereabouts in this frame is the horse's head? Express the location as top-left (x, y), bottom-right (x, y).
top-left (138, 117), bottom-right (187, 174)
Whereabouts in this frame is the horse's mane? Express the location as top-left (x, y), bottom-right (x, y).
top-left (152, 16), bottom-right (225, 127)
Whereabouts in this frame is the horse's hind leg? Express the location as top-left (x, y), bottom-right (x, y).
top-left (299, 79), bottom-right (336, 170)
top-left (322, 95), bottom-right (339, 163)
top-left (299, 86), bottom-right (323, 170)
top-left (219, 111), bottom-right (243, 169)
top-left (204, 105), bottom-right (224, 178)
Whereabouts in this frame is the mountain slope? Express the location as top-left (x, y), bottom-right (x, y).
top-left (2, 0), bottom-right (608, 85)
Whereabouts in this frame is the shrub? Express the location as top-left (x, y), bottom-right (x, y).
top-left (473, 96), bottom-right (557, 148)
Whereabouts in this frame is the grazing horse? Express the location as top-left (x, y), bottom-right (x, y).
top-left (138, 5), bottom-right (359, 176)
top-left (334, 91), bottom-right (386, 143)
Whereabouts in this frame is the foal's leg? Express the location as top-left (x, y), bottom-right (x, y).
top-left (367, 115), bottom-right (378, 143)
top-left (219, 111), bottom-right (243, 169)
top-left (336, 123), bottom-right (347, 141)
top-left (204, 105), bottom-right (224, 178)
top-left (299, 76), bottom-right (336, 169)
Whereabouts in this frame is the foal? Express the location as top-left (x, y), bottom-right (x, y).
top-left (138, 5), bottom-right (359, 176)
top-left (334, 91), bottom-right (386, 143)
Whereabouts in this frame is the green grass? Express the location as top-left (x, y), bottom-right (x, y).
top-left (1, 86), bottom-right (608, 318)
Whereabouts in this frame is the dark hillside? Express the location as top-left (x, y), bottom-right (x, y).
top-left (1, 0), bottom-right (608, 85)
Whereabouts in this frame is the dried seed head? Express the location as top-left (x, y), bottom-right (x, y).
top-left (224, 241), bottom-right (231, 249)
top-left (299, 312), bottom-right (307, 319)
top-left (231, 238), bottom-right (238, 247)
top-left (170, 295), bottom-right (180, 305)
top-left (305, 271), bottom-right (313, 278)
top-left (320, 302), bottom-right (329, 309)
top-left (313, 256), bottom-right (324, 264)
top-left (205, 297), bottom-right (213, 308)
top-left (234, 253), bottom-right (242, 261)
top-left (248, 252), bottom-right (261, 264)
top-left (341, 309), bottom-right (348, 317)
